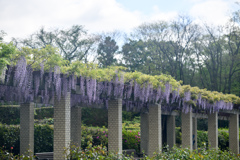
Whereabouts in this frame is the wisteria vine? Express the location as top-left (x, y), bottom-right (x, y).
top-left (0, 56), bottom-right (239, 114)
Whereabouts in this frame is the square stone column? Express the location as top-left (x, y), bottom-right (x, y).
top-left (229, 113), bottom-right (239, 155)
top-left (192, 117), bottom-right (197, 150)
top-left (167, 115), bottom-right (176, 148)
top-left (208, 112), bottom-right (218, 149)
top-left (148, 104), bottom-right (161, 157)
top-left (54, 92), bottom-right (71, 160)
top-left (20, 103), bottom-right (34, 155)
top-left (140, 112), bottom-right (149, 154)
top-left (108, 99), bottom-right (122, 154)
top-left (181, 111), bottom-right (192, 150)
top-left (71, 107), bottom-right (82, 147)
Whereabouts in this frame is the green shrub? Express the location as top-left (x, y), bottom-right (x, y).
top-left (81, 126), bottom-right (140, 153)
top-left (0, 107), bottom-right (20, 125)
top-left (0, 124), bottom-right (54, 155)
top-left (65, 144), bottom-right (239, 160)
top-left (218, 130), bottom-right (229, 151)
top-left (197, 130), bottom-right (208, 148)
top-left (0, 147), bottom-right (35, 160)
top-left (0, 123), bottom-right (238, 156)
top-left (65, 143), bottom-right (134, 160)
top-left (176, 127), bottom-right (181, 144)
top-left (0, 106), bottom-right (54, 125)
top-left (34, 124), bottom-right (53, 153)
top-left (35, 107), bottom-right (54, 119)
top-left (0, 106), bottom-right (141, 127)
top-left (122, 130), bottom-right (140, 153)
top-left (0, 124), bottom-right (20, 155)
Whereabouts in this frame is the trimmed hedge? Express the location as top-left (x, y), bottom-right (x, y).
top-left (0, 124), bottom-right (53, 155)
top-left (0, 106), bottom-right (139, 127)
top-left (0, 124), bottom-right (236, 156)
top-left (176, 127), bottom-right (232, 150)
top-left (0, 107), bottom-right (20, 125)
top-left (0, 124), bottom-right (140, 155)
top-left (0, 106), bottom-right (53, 125)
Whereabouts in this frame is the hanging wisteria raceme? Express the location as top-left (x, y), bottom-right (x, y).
top-left (134, 81), bottom-right (140, 101)
top-left (92, 79), bottom-right (97, 102)
top-left (163, 82), bottom-right (171, 104)
top-left (13, 56), bottom-right (27, 88)
top-left (6, 65), bottom-right (12, 84)
top-left (124, 80), bottom-right (133, 99)
top-left (86, 77), bottom-right (93, 103)
top-left (40, 62), bottom-right (44, 82)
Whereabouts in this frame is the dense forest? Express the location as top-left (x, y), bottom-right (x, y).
top-left (1, 10), bottom-right (240, 97)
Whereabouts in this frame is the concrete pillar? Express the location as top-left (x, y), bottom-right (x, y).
top-left (71, 107), bottom-right (82, 147)
top-left (167, 115), bottom-right (175, 148)
top-left (148, 104), bottom-right (161, 157)
top-left (20, 103), bottom-right (34, 155)
top-left (181, 111), bottom-right (192, 150)
top-left (208, 112), bottom-right (218, 149)
top-left (229, 113), bottom-right (239, 155)
top-left (140, 112), bottom-right (149, 154)
top-left (54, 92), bottom-right (71, 160)
top-left (192, 117), bottom-right (197, 150)
top-left (108, 99), bottom-right (122, 154)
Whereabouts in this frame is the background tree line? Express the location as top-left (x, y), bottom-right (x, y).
top-left (1, 10), bottom-right (240, 97)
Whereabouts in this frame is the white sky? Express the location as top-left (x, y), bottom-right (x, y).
top-left (0, 0), bottom-right (239, 42)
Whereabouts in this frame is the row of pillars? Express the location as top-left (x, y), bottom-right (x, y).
top-left (19, 94), bottom-right (239, 159)
top-left (181, 111), bottom-right (239, 154)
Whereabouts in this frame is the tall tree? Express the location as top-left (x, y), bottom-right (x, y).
top-left (123, 16), bottom-right (200, 84)
top-left (122, 40), bottom-right (154, 74)
top-left (0, 30), bottom-right (6, 42)
top-left (97, 36), bottom-right (118, 68)
top-left (14, 25), bottom-right (98, 63)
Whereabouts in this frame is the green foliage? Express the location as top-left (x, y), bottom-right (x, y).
top-left (197, 130), bottom-right (208, 148)
top-left (122, 130), bottom-right (140, 153)
top-left (0, 106), bottom-right (54, 125)
top-left (2, 43), bottom-right (240, 106)
top-left (218, 129), bottom-right (229, 151)
top-left (0, 106), bottom-right (140, 127)
top-left (81, 108), bottom-right (108, 127)
top-left (153, 146), bottom-right (238, 160)
top-left (81, 126), bottom-right (108, 149)
top-left (81, 126), bottom-right (140, 152)
top-left (0, 124), bottom-right (20, 155)
top-left (0, 123), bottom-right (239, 158)
top-left (34, 124), bottom-right (53, 153)
top-left (18, 25), bottom-right (97, 63)
top-left (65, 144), bottom-right (239, 160)
top-left (0, 147), bottom-right (35, 160)
top-left (0, 107), bottom-right (20, 125)
top-left (180, 85), bottom-right (240, 106)
top-left (65, 144), bottom-right (134, 160)
top-left (20, 45), bottom-right (68, 71)
top-left (176, 127), bottom-right (182, 144)
top-left (0, 42), bottom-right (17, 74)
top-left (97, 36), bottom-right (119, 68)
top-left (34, 107), bottom-right (54, 119)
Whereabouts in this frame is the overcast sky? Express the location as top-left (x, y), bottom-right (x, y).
top-left (0, 0), bottom-right (239, 42)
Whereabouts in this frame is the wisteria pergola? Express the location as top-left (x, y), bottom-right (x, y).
top-left (0, 57), bottom-right (240, 159)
